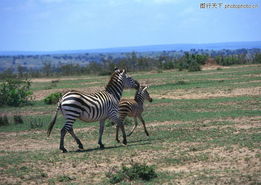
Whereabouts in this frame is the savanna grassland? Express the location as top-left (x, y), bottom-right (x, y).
top-left (0, 64), bottom-right (261, 185)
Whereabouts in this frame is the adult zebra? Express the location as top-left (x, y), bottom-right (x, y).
top-left (47, 68), bottom-right (139, 153)
top-left (116, 86), bottom-right (152, 142)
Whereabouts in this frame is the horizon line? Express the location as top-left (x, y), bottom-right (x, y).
top-left (1, 40), bottom-right (261, 54)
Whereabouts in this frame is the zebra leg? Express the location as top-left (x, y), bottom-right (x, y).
top-left (60, 127), bottom-right (68, 153)
top-left (119, 123), bottom-right (127, 145)
top-left (98, 120), bottom-right (105, 149)
top-left (68, 128), bottom-right (84, 150)
top-left (127, 117), bottom-right (138, 137)
top-left (116, 114), bottom-right (126, 142)
top-left (115, 125), bottom-right (128, 144)
top-left (110, 116), bottom-right (127, 145)
top-left (116, 125), bottom-right (120, 143)
top-left (138, 116), bottom-right (149, 136)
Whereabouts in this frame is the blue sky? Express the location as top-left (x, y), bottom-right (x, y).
top-left (0, 0), bottom-right (260, 51)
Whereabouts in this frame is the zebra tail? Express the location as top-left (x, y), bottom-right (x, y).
top-left (47, 102), bottom-right (60, 137)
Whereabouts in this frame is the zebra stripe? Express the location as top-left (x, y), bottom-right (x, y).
top-left (47, 68), bottom-right (139, 153)
top-left (116, 86), bottom-right (152, 141)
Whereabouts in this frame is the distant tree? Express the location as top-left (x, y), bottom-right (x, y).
top-left (254, 53), bottom-right (261, 63)
top-left (42, 61), bottom-right (53, 76)
top-left (17, 65), bottom-right (28, 78)
top-left (0, 68), bottom-right (15, 79)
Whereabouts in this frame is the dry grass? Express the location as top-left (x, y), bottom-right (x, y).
top-left (0, 65), bottom-right (260, 184)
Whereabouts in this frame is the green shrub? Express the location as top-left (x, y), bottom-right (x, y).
top-left (107, 163), bottom-right (157, 184)
top-left (57, 175), bottom-right (75, 182)
top-left (44, 92), bottom-right (62, 104)
top-left (0, 115), bottom-right (9, 126)
top-left (188, 61), bottom-right (201, 72)
top-left (0, 79), bottom-right (32, 106)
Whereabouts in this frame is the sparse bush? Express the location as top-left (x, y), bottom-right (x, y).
top-left (13, 115), bottom-right (24, 124)
top-left (57, 175), bottom-right (76, 182)
top-left (0, 115), bottom-right (9, 126)
top-left (44, 92), bottom-right (62, 104)
top-left (0, 79), bottom-right (32, 106)
top-left (175, 80), bottom-right (186, 85)
top-left (188, 61), bottom-right (201, 72)
top-left (106, 163), bottom-right (157, 184)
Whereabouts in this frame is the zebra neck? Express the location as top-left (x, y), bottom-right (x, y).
top-left (105, 83), bottom-right (123, 101)
top-left (135, 95), bottom-right (144, 105)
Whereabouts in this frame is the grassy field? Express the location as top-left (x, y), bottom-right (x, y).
top-left (0, 64), bottom-right (260, 184)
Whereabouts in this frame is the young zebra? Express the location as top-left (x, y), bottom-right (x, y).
top-left (115, 86), bottom-right (152, 142)
top-left (47, 68), bottom-right (139, 153)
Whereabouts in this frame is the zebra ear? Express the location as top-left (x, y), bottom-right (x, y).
top-left (114, 67), bottom-right (120, 73)
top-left (141, 86), bottom-right (147, 93)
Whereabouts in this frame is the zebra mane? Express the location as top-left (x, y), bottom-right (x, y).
top-left (105, 71), bottom-right (124, 100)
top-left (106, 71), bottom-right (122, 87)
top-left (134, 86), bottom-right (145, 102)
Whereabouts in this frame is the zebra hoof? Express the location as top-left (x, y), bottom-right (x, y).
top-left (79, 145), bottom-right (84, 150)
top-left (76, 148), bottom-right (84, 152)
top-left (146, 132), bottom-right (149, 136)
top-left (123, 140), bottom-right (127, 145)
top-left (116, 139), bottom-right (120, 143)
top-left (127, 133), bottom-right (132, 137)
top-left (99, 144), bottom-right (105, 149)
top-left (60, 148), bottom-right (68, 153)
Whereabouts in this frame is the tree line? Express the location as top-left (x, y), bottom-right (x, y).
top-left (0, 50), bottom-right (261, 79)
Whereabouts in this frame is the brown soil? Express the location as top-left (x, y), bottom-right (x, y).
top-left (153, 87), bottom-right (261, 100)
top-left (0, 117), bottom-right (260, 184)
top-left (161, 146), bottom-right (261, 184)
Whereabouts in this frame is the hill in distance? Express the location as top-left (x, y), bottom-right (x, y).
top-left (1, 41), bottom-right (261, 56)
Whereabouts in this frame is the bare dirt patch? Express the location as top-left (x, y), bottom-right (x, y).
top-left (138, 78), bottom-right (167, 86)
top-left (143, 116), bottom-right (261, 130)
top-left (153, 87), bottom-right (261, 100)
top-left (161, 146), bottom-right (261, 184)
top-left (0, 126), bottom-right (97, 152)
top-left (150, 102), bottom-right (173, 107)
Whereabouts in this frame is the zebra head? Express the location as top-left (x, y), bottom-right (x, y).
top-left (142, 86), bottom-right (153, 102)
top-left (136, 86), bottom-right (153, 102)
top-left (114, 68), bottom-right (140, 90)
